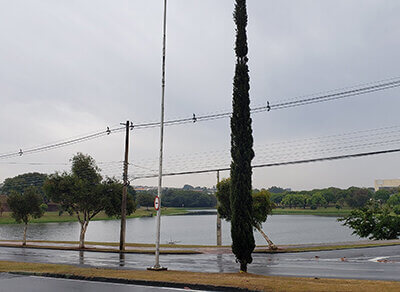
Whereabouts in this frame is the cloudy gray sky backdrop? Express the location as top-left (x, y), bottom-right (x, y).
top-left (1, 0), bottom-right (400, 190)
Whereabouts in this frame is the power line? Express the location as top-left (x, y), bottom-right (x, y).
top-left (1, 77), bottom-right (399, 160)
top-left (131, 147), bottom-right (400, 179)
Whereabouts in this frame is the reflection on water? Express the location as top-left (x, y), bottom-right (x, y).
top-left (79, 250), bottom-right (84, 265)
top-left (0, 215), bottom-right (359, 245)
top-left (119, 253), bottom-right (125, 267)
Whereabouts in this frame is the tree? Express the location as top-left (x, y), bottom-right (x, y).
top-left (44, 153), bottom-right (135, 248)
top-left (230, 0), bottom-right (255, 271)
top-left (7, 187), bottom-right (44, 246)
top-left (309, 193), bottom-right (328, 209)
top-left (339, 200), bottom-right (400, 240)
top-left (345, 187), bottom-right (371, 208)
top-left (373, 189), bottom-right (391, 203)
top-left (268, 186), bottom-right (286, 194)
top-left (137, 193), bottom-right (156, 210)
top-left (2, 173), bottom-right (48, 201)
top-left (387, 193), bottom-right (400, 207)
top-left (216, 179), bottom-right (277, 250)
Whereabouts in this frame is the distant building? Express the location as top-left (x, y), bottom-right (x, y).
top-left (374, 179), bottom-right (400, 191)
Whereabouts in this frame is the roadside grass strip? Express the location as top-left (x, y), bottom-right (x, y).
top-left (0, 261), bottom-right (399, 292)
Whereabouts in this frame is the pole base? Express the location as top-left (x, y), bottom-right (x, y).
top-left (147, 265), bottom-right (168, 271)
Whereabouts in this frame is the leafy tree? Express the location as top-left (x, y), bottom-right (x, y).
top-left (345, 187), bottom-right (372, 208)
top-left (44, 153), bottom-right (135, 248)
top-left (2, 173), bottom-right (48, 201)
top-left (387, 193), bottom-right (400, 207)
top-left (161, 189), bottom-right (216, 208)
top-left (229, 0), bottom-right (255, 273)
top-left (393, 205), bottom-right (400, 215)
top-left (281, 194), bottom-right (306, 208)
top-left (268, 186), bottom-right (286, 194)
top-left (0, 200), bottom-right (2, 216)
top-left (309, 193), bottom-right (328, 209)
top-left (182, 184), bottom-right (194, 190)
top-left (373, 189), bottom-right (391, 203)
top-left (137, 192), bottom-right (156, 210)
top-left (339, 200), bottom-right (400, 240)
top-left (270, 193), bottom-right (284, 205)
top-left (7, 187), bottom-right (44, 246)
top-left (216, 179), bottom-right (276, 250)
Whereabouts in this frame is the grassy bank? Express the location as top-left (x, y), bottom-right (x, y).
top-left (0, 261), bottom-right (399, 291)
top-left (0, 207), bottom-right (189, 225)
top-left (272, 207), bottom-right (352, 217)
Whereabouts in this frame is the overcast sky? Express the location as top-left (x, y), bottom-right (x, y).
top-left (1, 0), bottom-right (400, 191)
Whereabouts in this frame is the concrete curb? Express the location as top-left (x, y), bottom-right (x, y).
top-left (11, 271), bottom-right (255, 292)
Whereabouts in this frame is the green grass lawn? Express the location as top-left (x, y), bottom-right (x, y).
top-left (0, 207), bottom-right (189, 225)
top-left (272, 207), bottom-right (352, 216)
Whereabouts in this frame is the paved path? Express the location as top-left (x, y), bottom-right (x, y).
top-left (0, 273), bottom-right (208, 292)
top-left (0, 245), bottom-right (399, 281)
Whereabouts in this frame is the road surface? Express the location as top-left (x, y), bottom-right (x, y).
top-left (0, 245), bottom-right (399, 281)
top-left (0, 273), bottom-right (210, 292)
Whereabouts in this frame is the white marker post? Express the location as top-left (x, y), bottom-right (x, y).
top-left (148, 0), bottom-right (168, 271)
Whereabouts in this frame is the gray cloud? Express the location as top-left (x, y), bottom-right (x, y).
top-left (1, 0), bottom-right (400, 190)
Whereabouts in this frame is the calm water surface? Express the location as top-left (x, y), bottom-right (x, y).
top-left (0, 214), bottom-right (359, 245)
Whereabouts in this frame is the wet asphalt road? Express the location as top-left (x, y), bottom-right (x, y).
top-left (0, 246), bottom-right (399, 281)
top-left (0, 273), bottom-right (208, 292)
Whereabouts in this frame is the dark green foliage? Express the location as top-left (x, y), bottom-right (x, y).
top-left (136, 192), bottom-right (156, 209)
top-left (182, 184), bottom-right (194, 190)
top-left (216, 179), bottom-right (232, 220)
top-left (268, 186), bottom-right (286, 194)
top-left (44, 153), bottom-right (135, 248)
top-left (101, 178), bottom-right (136, 218)
top-left (393, 205), bottom-right (400, 215)
top-left (161, 189), bottom-right (216, 208)
top-left (339, 200), bottom-right (400, 240)
top-left (344, 187), bottom-right (372, 208)
top-left (309, 193), bottom-right (328, 208)
top-left (2, 172), bottom-right (48, 201)
top-left (216, 179), bottom-right (273, 225)
top-left (7, 187), bottom-right (44, 224)
top-left (230, 0), bottom-right (255, 272)
top-left (373, 189), bottom-right (391, 203)
top-left (281, 194), bottom-right (308, 209)
top-left (252, 190), bottom-right (274, 226)
top-left (387, 193), bottom-right (400, 206)
top-left (270, 193), bottom-right (284, 205)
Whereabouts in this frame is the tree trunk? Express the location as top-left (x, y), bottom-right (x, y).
top-left (255, 225), bottom-right (277, 250)
top-left (240, 261), bottom-right (247, 273)
top-left (79, 222), bottom-right (88, 249)
top-left (23, 223), bottom-right (28, 247)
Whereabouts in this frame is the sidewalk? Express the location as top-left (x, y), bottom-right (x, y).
top-left (0, 239), bottom-right (399, 254)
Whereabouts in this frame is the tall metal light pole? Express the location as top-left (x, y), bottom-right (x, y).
top-left (148, 0), bottom-right (168, 271)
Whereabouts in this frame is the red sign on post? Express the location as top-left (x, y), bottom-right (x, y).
top-left (154, 196), bottom-right (160, 211)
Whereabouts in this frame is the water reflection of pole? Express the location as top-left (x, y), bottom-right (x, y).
top-left (79, 250), bottom-right (84, 265)
top-left (217, 254), bottom-right (224, 273)
top-left (216, 171), bottom-right (222, 246)
top-left (119, 253), bottom-right (125, 267)
top-left (148, 0), bottom-right (168, 271)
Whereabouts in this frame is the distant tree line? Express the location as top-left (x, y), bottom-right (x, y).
top-left (268, 186), bottom-right (399, 210)
top-left (136, 188), bottom-right (217, 208)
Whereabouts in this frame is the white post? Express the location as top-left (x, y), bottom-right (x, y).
top-left (148, 0), bottom-right (168, 271)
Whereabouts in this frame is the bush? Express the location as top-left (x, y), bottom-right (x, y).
top-left (393, 205), bottom-right (400, 215)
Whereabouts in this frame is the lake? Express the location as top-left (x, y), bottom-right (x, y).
top-left (0, 214), bottom-right (360, 245)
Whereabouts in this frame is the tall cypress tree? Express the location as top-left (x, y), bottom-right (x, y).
top-left (230, 0), bottom-right (255, 273)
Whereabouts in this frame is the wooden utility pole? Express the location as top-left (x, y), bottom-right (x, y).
top-left (216, 170), bottom-right (222, 246)
top-left (119, 120), bottom-right (130, 251)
